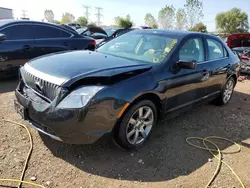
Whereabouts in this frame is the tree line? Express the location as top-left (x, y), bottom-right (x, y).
top-left (44, 10), bottom-right (88, 26)
top-left (142, 0), bottom-right (205, 31)
top-left (143, 0), bottom-right (249, 33)
top-left (44, 0), bottom-right (249, 34)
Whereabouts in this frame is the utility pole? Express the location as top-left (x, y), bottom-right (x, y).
top-left (82, 5), bottom-right (91, 22)
top-left (21, 10), bottom-right (29, 20)
top-left (95, 7), bottom-right (103, 26)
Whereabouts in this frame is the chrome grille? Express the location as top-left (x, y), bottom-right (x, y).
top-left (21, 68), bottom-right (61, 101)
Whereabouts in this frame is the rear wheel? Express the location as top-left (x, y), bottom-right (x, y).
top-left (214, 77), bottom-right (235, 106)
top-left (114, 100), bottom-right (157, 150)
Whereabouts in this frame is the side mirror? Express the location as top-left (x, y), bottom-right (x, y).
top-left (177, 60), bottom-right (196, 69)
top-left (0, 33), bottom-right (6, 41)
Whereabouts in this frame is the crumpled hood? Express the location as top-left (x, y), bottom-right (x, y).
top-left (24, 51), bottom-right (152, 86)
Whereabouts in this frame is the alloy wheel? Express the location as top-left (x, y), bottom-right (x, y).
top-left (223, 79), bottom-right (234, 104)
top-left (126, 106), bottom-right (154, 145)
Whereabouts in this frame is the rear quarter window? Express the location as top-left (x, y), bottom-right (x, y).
top-left (34, 25), bottom-right (72, 39)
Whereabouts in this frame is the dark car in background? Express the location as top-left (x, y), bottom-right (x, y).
top-left (77, 26), bottom-right (137, 48)
top-left (59, 24), bottom-right (78, 33)
top-left (232, 47), bottom-right (250, 60)
top-left (232, 47), bottom-right (250, 74)
top-left (15, 30), bottom-right (240, 150)
top-left (77, 26), bottom-right (108, 38)
top-left (64, 23), bottom-right (81, 30)
top-left (96, 28), bottom-right (135, 47)
top-left (0, 20), bottom-right (96, 77)
top-left (76, 25), bottom-right (108, 45)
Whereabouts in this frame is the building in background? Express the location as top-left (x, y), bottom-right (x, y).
top-left (0, 7), bottom-right (13, 20)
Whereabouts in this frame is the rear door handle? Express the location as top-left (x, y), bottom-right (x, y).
top-left (22, 45), bottom-right (31, 51)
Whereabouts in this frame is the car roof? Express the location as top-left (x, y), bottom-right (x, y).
top-left (0, 19), bottom-right (78, 34)
top-left (131, 29), bottom-right (215, 38)
top-left (0, 19), bottom-right (62, 29)
top-left (0, 19), bottom-right (18, 27)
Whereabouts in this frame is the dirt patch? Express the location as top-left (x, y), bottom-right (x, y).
top-left (0, 80), bottom-right (250, 188)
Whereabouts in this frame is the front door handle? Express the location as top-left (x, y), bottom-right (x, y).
top-left (0, 56), bottom-right (8, 62)
top-left (202, 69), bottom-right (209, 75)
top-left (22, 45), bottom-right (32, 51)
top-left (63, 42), bottom-right (69, 47)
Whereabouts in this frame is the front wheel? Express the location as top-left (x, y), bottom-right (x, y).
top-left (214, 77), bottom-right (235, 106)
top-left (114, 100), bottom-right (157, 150)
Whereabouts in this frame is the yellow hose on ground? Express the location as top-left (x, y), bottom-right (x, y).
top-left (0, 119), bottom-right (45, 188)
top-left (0, 119), bottom-right (246, 188)
top-left (186, 136), bottom-right (245, 188)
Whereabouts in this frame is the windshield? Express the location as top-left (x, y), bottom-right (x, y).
top-left (97, 32), bottom-right (178, 64)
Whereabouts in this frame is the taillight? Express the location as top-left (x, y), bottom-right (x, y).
top-left (87, 41), bottom-right (96, 51)
top-left (91, 41), bottom-right (96, 46)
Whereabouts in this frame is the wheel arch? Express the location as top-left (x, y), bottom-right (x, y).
top-left (130, 93), bottom-right (163, 116)
top-left (112, 92), bottom-right (163, 148)
top-left (113, 92), bottom-right (163, 134)
top-left (118, 92), bottom-right (163, 121)
top-left (227, 74), bottom-right (238, 86)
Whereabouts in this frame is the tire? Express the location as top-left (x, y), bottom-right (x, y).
top-left (214, 77), bottom-right (235, 106)
top-left (114, 100), bottom-right (158, 150)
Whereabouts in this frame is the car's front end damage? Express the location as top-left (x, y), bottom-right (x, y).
top-left (15, 66), bottom-right (114, 144)
top-left (14, 51), bottom-right (152, 144)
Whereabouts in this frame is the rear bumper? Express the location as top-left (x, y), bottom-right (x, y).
top-left (15, 87), bottom-right (118, 144)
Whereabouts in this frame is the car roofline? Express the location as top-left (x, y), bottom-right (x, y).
top-left (0, 19), bottom-right (82, 36)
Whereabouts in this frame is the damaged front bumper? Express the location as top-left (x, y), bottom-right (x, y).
top-left (15, 85), bottom-right (118, 144)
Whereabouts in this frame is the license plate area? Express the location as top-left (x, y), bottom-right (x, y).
top-left (14, 100), bottom-right (28, 120)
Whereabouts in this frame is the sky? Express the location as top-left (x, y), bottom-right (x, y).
top-left (0, 0), bottom-right (250, 31)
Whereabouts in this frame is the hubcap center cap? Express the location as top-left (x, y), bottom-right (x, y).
top-left (137, 120), bottom-right (144, 128)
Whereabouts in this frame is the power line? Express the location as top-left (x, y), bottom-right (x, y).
top-left (82, 5), bottom-right (91, 22)
top-left (95, 7), bottom-right (103, 26)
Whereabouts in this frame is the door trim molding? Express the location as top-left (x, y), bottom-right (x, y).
top-left (166, 91), bottom-right (220, 113)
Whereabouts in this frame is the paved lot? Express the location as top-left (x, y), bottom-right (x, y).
top-left (0, 79), bottom-right (250, 188)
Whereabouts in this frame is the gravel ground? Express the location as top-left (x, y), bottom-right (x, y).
top-left (0, 78), bottom-right (250, 188)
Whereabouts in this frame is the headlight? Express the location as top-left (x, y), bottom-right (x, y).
top-left (57, 86), bottom-right (104, 109)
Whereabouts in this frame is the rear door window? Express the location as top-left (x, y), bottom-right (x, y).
top-left (0, 24), bottom-right (35, 40)
top-left (34, 25), bottom-right (71, 39)
top-left (207, 39), bottom-right (224, 60)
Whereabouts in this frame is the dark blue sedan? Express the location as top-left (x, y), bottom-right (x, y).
top-left (0, 19), bottom-right (95, 77)
top-left (15, 30), bottom-right (240, 150)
